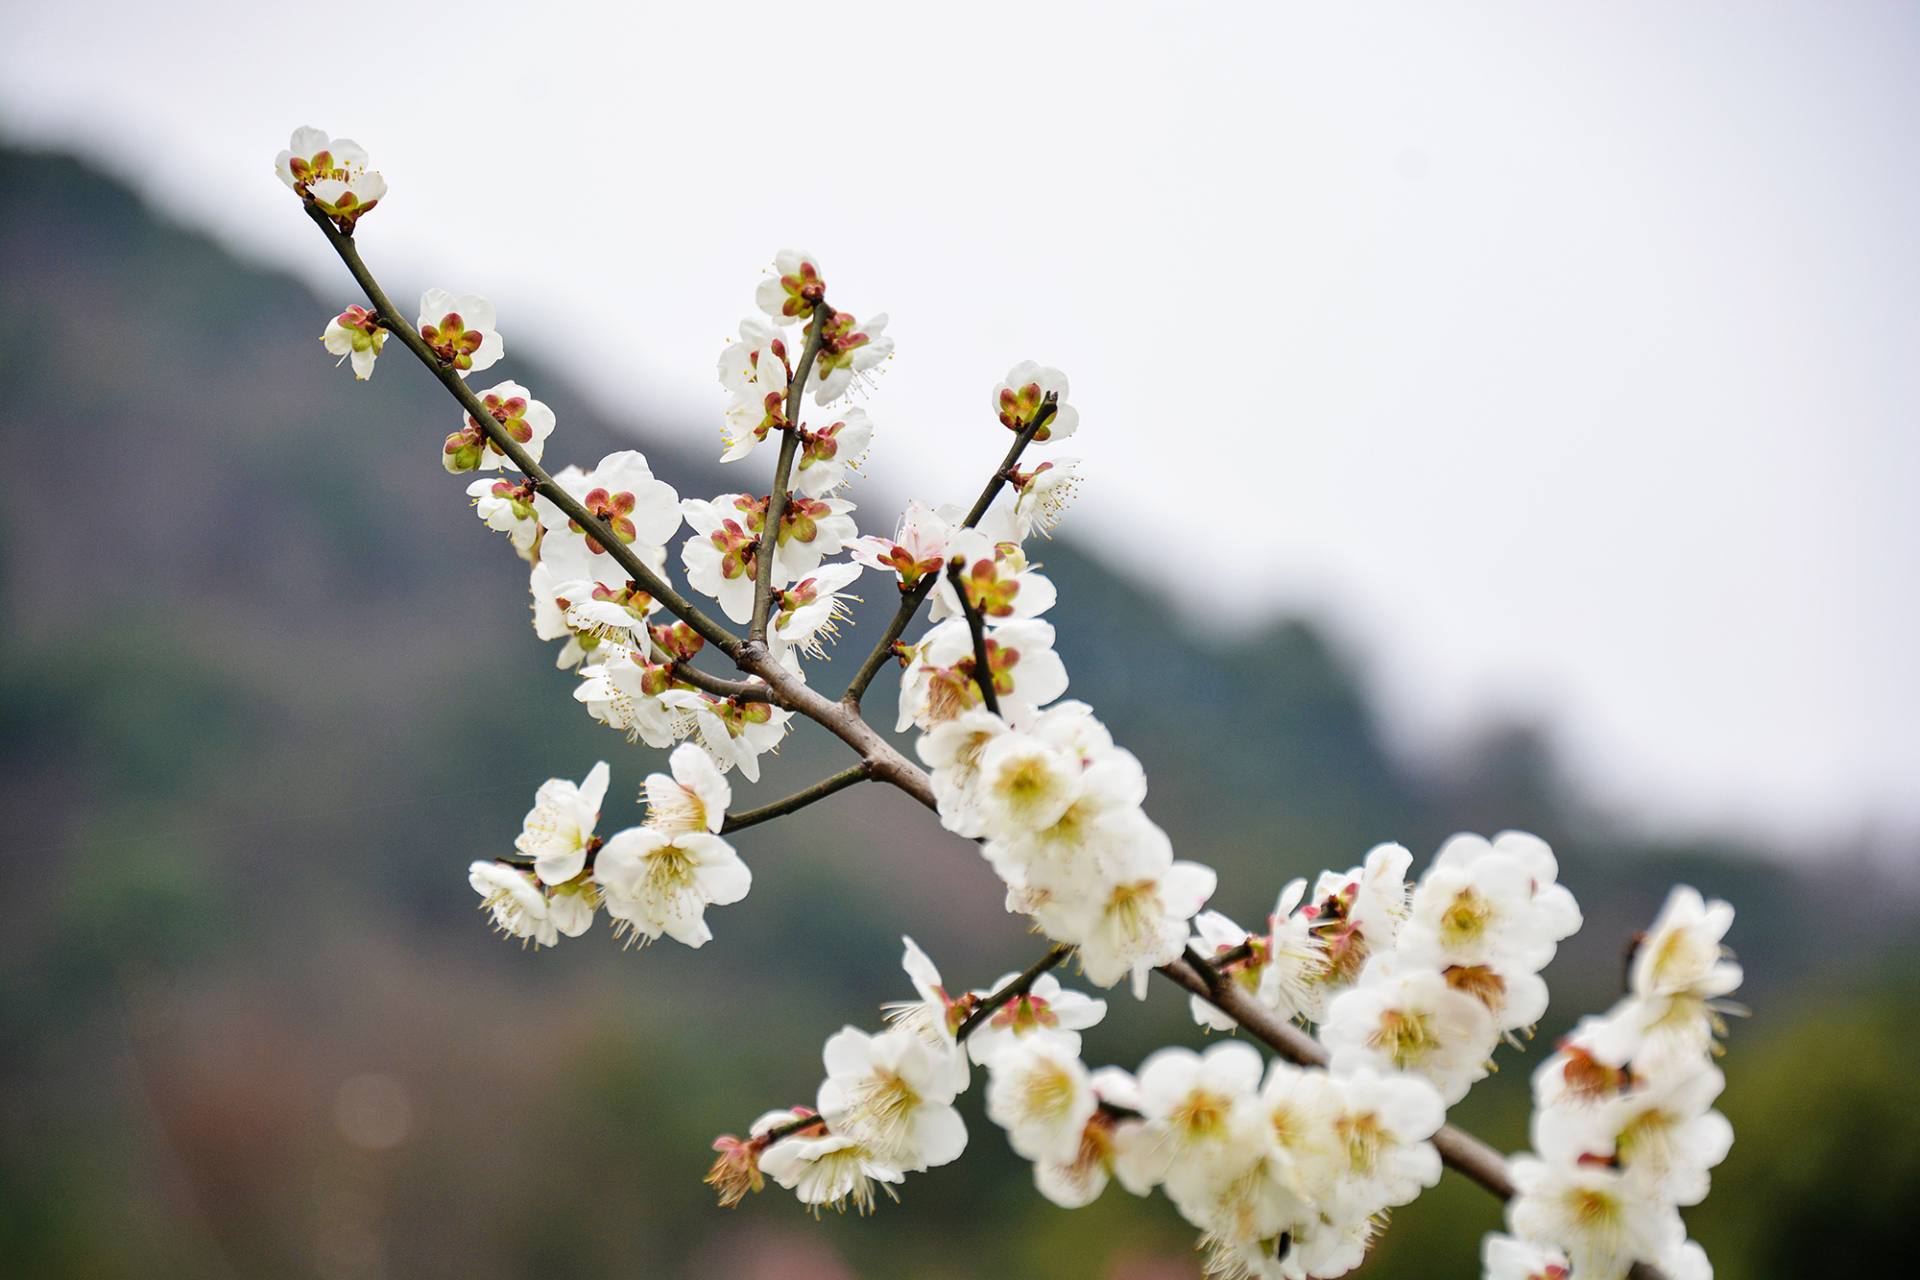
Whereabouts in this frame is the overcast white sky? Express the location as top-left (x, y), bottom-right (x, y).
top-left (5, 1), bottom-right (1915, 849)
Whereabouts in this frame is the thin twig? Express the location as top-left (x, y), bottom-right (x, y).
top-left (749, 309), bottom-right (827, 646)
top-left (953, 943), bottom-right (1073, 1039)
top-left (673, 662), bottom-right (775, 704)
top-left (721, 763), bottom-right (872, 834)
top-left (839, 395), bottom-right (1059, 708)
top-left (945, 560), bottom-right (1001, 715)
top-left (302, 203), bottom-right (744, 656)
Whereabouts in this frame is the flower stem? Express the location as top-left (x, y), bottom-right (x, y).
top-left (749, 309), bottom-right (828, 646)
top-left (945, 561), bottom-right (1001, 716)
top-left (839, 395), bottom-right (1058, 708)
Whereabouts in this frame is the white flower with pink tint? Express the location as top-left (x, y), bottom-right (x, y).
top-left (416, 288), bottom-right (503, 375)
top-left (992, 361), bottom-right (1079, 442)
top-left (321, 305), bottom-right (386, 379)
top-left (755, 249), bottom-right (826, 324)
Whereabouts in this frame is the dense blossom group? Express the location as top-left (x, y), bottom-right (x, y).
top-left (283, 128), bottom-right (1741, 1280)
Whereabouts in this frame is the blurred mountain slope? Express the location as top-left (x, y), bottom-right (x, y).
top-left (2, 144), bottom-right (1913, 1279)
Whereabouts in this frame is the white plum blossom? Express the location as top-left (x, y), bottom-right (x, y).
top-left (595, 822), bottom-right (750, 949)
top-left (1481, 1234), bottom-right (1571, 1280)
top-left (530, 562), bottom-right (646, 669)
top-left (879, 938), bottom-right (970, 1083)
top-left (1402, 847), bottom-right (1558, 974)
top-left (467, 477), bottom-right (540, 559)
top-left (928, 528), bottom-right (1057, 625)
top-left (417, 288), bottom-right (503, 375)
top-left (1437, 832), bottom-right (1583, 941)
top-left (817, 1026), bottom-right (968, 1172)
top-left (993, 361), bottom-right (1080, 442)
top-left (851, 498), bottom-right (953, 590)
top-left (467, 861), bottom-right (558, 949)
top-left (1319, 1066), bottom-right (1446, 1219)
top-left (1028, 1067), bottom-right (1146, 1209)
top-left (1533, 1060), bottom-right (1732, 1207)
top-left (1506, 1155), bottom-right (1683, 1280)
top-left (1657, 1239), bottom-right (1715, 1280)
top-left (659, 690), bottom-right (792, 783)
top-left (276, 127), bottom-right (385, 225)
top-left (915, 709), bottom-right (1011, 837)
top-left (536, 452), bottom-right (682, 589)
top-left (985, 748), bottom-right (1149, 904)
top-left (985, 1039), bottom-right (1098, 1165)
top-left (770, 561), bottom-right (864, 660)
top-left (718, 319), bottom-right (792, 460)
top-left (1497, 885), bottom-right (1739, 1280)
top-left (1187, 909), bottom-right (1264, 1032)
top-left (1011, 457), bottom-right (1083, 537)
top-left (897, 617), bottom-right (1069, 732)
top-left (757, 1119), bottom-right (903, 1217)
top-left (1309, 842), bottom-right (1414, 989)
top-left (573, 645), bottom-right (689, 749)
top-left (964, 970), bottom-right (1107, 1066)
top-left (1259, 877), bottom-right (1333, 1025)
top-left (1321, 960), bottom-right (1499, 1104)
top-left (1632, 887), bottom-right (1740, 1002)
top-left (1587, 887), bottom-right (1742, 1070)
top-left (513, 760), bottom-right (610, 885)
top-left (679, 495), bottom-right (762, 623)
top-left (641, 741), bottom-right (731, 835)
top-left (771, 495), bottom-right (860, 581)
top-left (276, 127), bottom-right (365, 191)
top-left (970, 730), bottom-right (1085, 838)
top-left (1033, 815), bottom-right (1215, 996)
top-left (443, 381), bottom-right (556, 473)
top-left (792, 408), bottom-right (875, 496)
top-left (755, 249), bottom-right (826, 324)
top-left (1121, 1041), bottom-right (1264, 1197)
top-left (362, 214), bottom-right (1758, 1276)
top-left (809, 309), bottom-right (893, 404)
top-left (321, 305), bottom-right (386, 379)
top-left (546, 880), bottom-right (599, 938)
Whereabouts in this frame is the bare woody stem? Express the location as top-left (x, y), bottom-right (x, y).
top-left (952, 942), bottom-right (1073, 1039)
top-left (749, 311), bottom-right (828, 646)
top-left (671, 660), bottom-right (776, 704)
top-left (945, 561), bottom-right (1001, 716)
top-left (302, 203), bottom-right (747, 659)
top-left (721, 762), bottom-right (872, 834)
top-left (839, 395), bottom-right (1059, 708)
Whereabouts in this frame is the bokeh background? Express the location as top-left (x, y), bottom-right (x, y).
top-left (3, 3), bottom-right (1916, 1277)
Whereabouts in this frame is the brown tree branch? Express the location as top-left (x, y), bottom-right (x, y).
top-left (721, 762), bottom-right (872, 834)
top-left (302, 203), bottom-right (744, 657)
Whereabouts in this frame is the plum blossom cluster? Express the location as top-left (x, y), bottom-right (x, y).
top-left (286, 131), bottom-right (1740, 1280)
top-left (467, 746), bottom-right (752, 949)
top-left (708, 939), bottom-right (1110, 1214)
top-left (1482, 888), bottom-right (1741, 1280)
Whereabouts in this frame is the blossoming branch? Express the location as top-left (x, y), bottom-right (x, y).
top-left (279, 126), bottom-right (1744, 1280)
